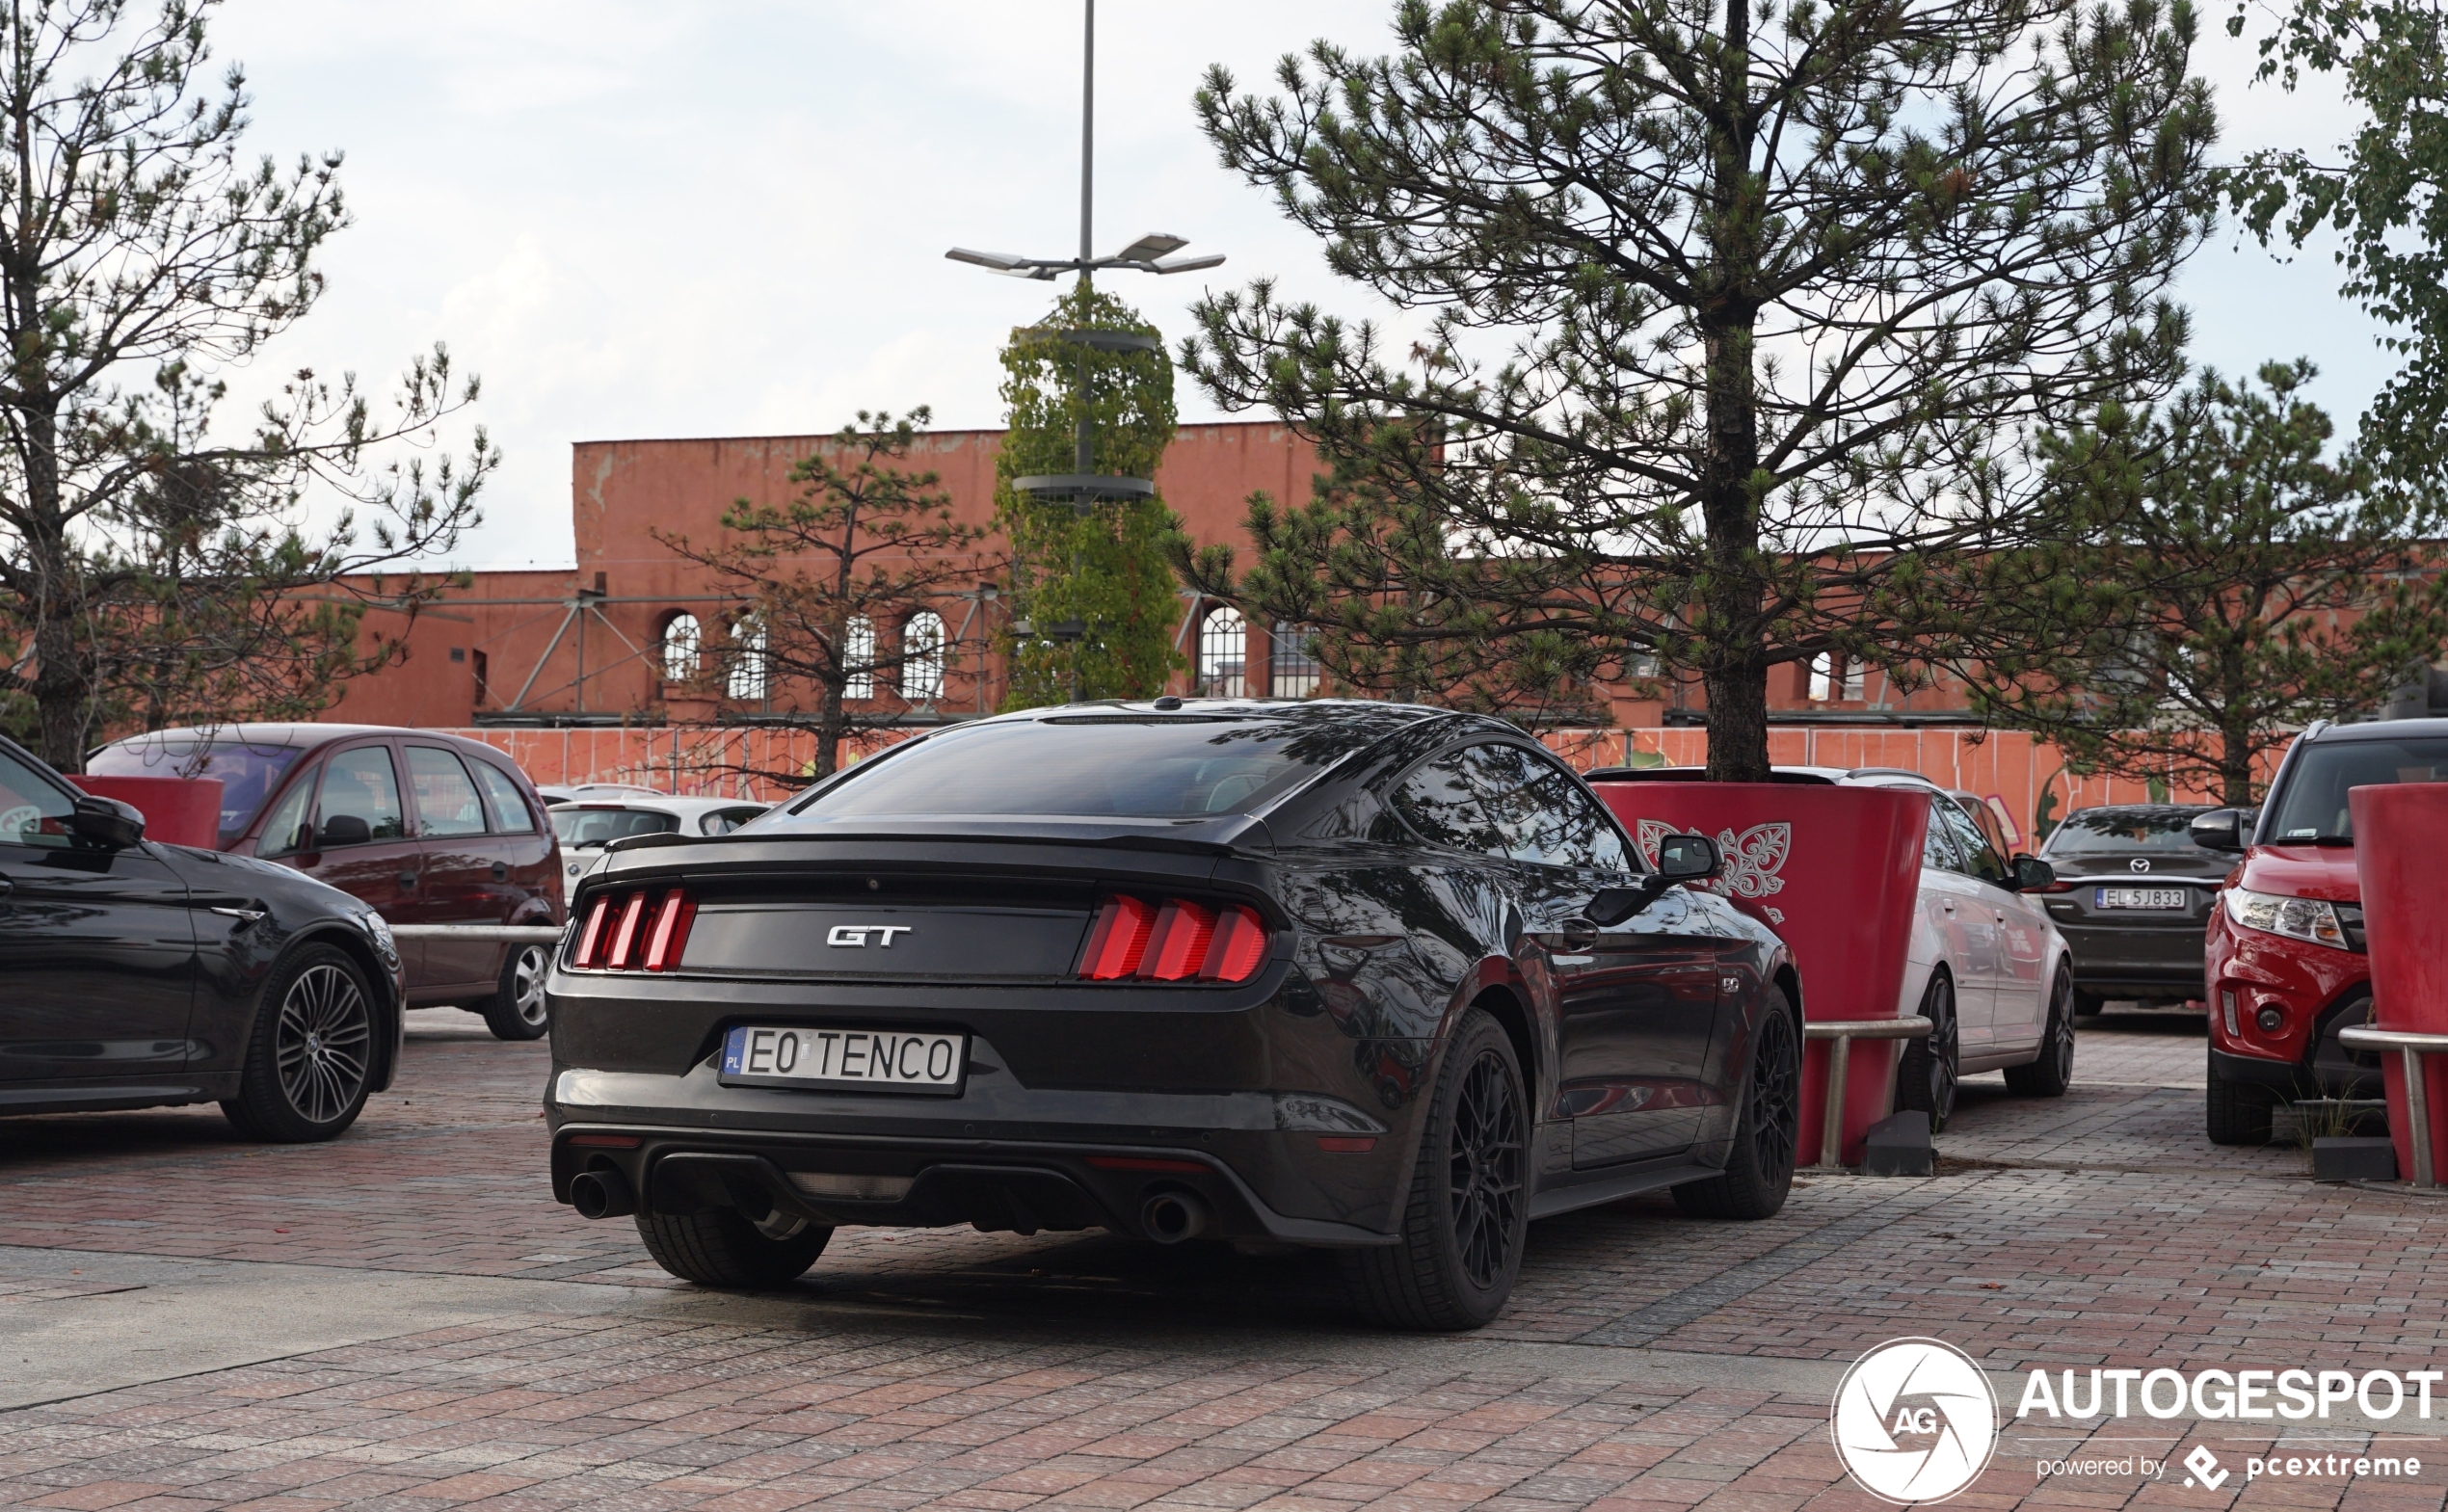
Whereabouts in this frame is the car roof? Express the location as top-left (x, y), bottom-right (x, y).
top-left (2060, 803), bottom-right (2219, 819)
top-left (94, 724), bottom-right (511, 757)
top-left (1585, 763), bottom-right (1941, 787)
top-left (2313, 716), bottom-right (2448, 741)
top-left (554, 796), bottom-right (766, 816)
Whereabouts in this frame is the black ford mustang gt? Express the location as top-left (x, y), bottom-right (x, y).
top-left (545, 701), bottom-right (1803, 1329)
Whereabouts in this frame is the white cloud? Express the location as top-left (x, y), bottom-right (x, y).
top-left (188, 0), bottom-right (2387, 571)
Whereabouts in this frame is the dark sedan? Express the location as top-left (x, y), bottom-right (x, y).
top-left (545, 701), bottom-right (1803, 1330)
top-left (2036, 805), bottom-right (2242, 1011)
top-left (1, 735), bottom-right (406, 1139)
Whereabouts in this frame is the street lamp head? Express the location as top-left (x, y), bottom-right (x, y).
top-left (945, 247), bottom-right (1060, 280)
top-left (1113, 232), bottom-right (1189, 262)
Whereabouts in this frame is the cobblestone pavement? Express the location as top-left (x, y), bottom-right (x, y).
top-left (1, 1009), bottom-right (2443, 1510)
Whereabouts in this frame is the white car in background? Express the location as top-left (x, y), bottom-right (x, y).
top-left (549, 797), bottom-right (770, 906)
top-left (1584, 763), bottom-right (2076, 1131)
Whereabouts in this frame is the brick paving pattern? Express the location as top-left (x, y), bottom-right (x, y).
top-left (1, 1010), bottom-right (2443, 1508)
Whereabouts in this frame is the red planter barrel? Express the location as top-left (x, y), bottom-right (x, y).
top-left (69, 774), bottom-right (225, 849)
top-left (2349, 782), bottom-right (2448, 1180)
top-left (1590, 782), bottom-right (1930, 1166)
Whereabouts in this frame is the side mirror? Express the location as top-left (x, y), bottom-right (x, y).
top-left (1656, 833), bottom-right (1721, 882)
top-left (318, 813), bottom-right (372, 848)
top-left (1587, 835), bottom-right (1723, 926)
top-left (2189, 809), bottom-right (2246, 854)
top-left (67, 794), bottom-right (145, 850)
top-left (2013, 854), bottom-right (2058, 892)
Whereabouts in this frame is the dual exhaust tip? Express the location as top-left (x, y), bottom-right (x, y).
top-left (572, 1161), bottom-right (1210, 1245)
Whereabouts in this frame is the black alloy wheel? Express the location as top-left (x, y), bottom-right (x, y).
top-left (1449, 1045), bottom-right (1528, 1290)
top-left (1896, 971), bottom-right (1960, 1133)
top-left (223, 943), bottom-right (377, 1143)
top-left (2007, 967), bottom-right (2077, 1097)
top-left (1673, 988), bottom-right (1800, 1219)
top-left (483, 942), bottom-right (552, 1041)
top-left (1344, 1007), bottom-right (1529, 1331)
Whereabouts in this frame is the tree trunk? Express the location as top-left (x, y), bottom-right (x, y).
top-left (2220, 719), bottom-right (2255, 807)
top-left (814, 679), bottom-right (843, 779)
top-left (1697, 0), bottom-right (1770, 783)
top-left (23, 405), bottom-right (82, 772)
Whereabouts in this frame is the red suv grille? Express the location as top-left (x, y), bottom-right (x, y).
top-left (1076, 896), bottom-right (1268, 983)
top-left (572, 888), bottom-right (696, 971)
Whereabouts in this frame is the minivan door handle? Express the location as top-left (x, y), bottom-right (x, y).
top-left (491, 862), bottom-right (509, 882)
top-left (397, 871), bottom-right (419, 889)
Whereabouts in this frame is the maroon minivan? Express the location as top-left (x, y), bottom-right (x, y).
top-left (88, 725), bottom-right (566, 1041)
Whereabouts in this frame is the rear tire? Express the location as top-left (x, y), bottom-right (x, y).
top-left (636, 1207), bottom-right (832, 1288)
top-left (2006, 968), bottom-right (2077, 1097)
top-left (480, 942), bottom-right (551, 1042)
top-left (2072, 989), bottom-right (2106, 1022)
top-left (1895, 971), bottom-right (1960, 1133)
top-left (1672, 989), bottom-right (1799, 1220)
top-left (1343, 1007), bottom-right (1528, 1332)
top-left (2206, 1046), bottom-right (2279, 1146)
top-left (220, 944), bottom-right (376, 1143)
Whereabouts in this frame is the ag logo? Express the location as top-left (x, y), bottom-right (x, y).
top-left (1830, 1338), bottom-right (1998, 1504)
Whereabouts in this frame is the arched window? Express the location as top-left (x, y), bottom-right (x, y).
top-left (1269, 620), bottom-right (1319, 699)
top-left (1198, 606), bottom-right (1246, 697)
top-left (726, 614), bottom-right (767, 702)
top-left (844, 615), bottom-right (876, 700)
top-left (657, 612), bottom-right (701, 683)
top-left (902, 610), bottom-right (945, 702)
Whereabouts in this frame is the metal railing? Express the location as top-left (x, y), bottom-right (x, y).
top-left (387, 924), bottom-right (567, 944)
top-left (2337, 1024), bottom-right (2448, 1187)
top-left (1803, 1016), bottom-right (1933, 1172)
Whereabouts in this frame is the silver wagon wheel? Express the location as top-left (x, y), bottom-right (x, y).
top-left (275, 962), bottom-right (372, 1125)
top-left (507, 944), bottom-right (549, 1029)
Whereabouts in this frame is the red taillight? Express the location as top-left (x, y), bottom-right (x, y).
top-left (2041, 881), bottom-right (2078, 894)
top-left (1077, 896), bottom-right (1268, 983)
top-left (573, 888), bottom-right (695, 972)
top-left (643, 889), bottom-right (696, 972)
top-left (572, 897), bottom-right (611, 967)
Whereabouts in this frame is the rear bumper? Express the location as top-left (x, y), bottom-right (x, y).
top-left (550, 1121), bottom-right (1398, 1247)
top-left (2051, 919), bottom-right (2209, 997)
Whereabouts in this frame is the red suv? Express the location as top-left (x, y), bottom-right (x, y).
top-left (87, 725), bottom-right (566, 1041)
top-left (2193, 717), bottom-right (2448, 1143)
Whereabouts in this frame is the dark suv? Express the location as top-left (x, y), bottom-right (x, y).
top-left (88, 725), bottom-right (565, 1040)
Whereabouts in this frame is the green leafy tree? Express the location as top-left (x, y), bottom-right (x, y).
top-left (1171, 0), bottom-right (2219, 778)
top-left (996, 283), bottom-right (1186, 708)
top-left (1966, 360), bottom-right (2448, 804)
top-left (2226, 0), bottom-right (2448, 472)
top-left (0, 0), bottom-right (492, 772)
top-left (654, 409), bottom-right (997, 780)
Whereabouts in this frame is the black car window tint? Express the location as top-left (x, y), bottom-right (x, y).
top-left (407, 747), bottom-right (490, 837)
top-left (1459, 743), bottom-right (1559, 861)
top-left (1922, 802), bottom-right (1965, 874)
top-left (1391, 749), bottom-right (1506, 856)
top-left (1554, 776), bottom-right (1630, 870)
top-left (320, 746), bottom-right (408, 846)
top-left (470, 760), bottom-right (538, 834)
top-left (0, 746), bottom-right (76, 849)
top-left (256, 764), bottom-right (320, 856)
top-left (2042, 808), bottom-right (2212, 856)
top-left (1940, 802), bottom-right (2011, 886)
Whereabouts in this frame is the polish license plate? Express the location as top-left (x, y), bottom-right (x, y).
top-left (2095, 888), bottom-right (2189, 911)
top-left (719, 1025), bottom-right (966, 1094)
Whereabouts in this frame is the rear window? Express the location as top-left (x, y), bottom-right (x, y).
top-left (88, 735), bottom-right (304, 844)
top-left (550, 807), bottom-right (680, 848)
top-left (784, 715), bottom-right (1374, 822)
top-left (2042, 809), bottom-right (2216, 857)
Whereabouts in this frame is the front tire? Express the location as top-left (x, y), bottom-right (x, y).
top-left (481, 942), bottom-right (551, 1042)
top-left (1673, 988), bottom-right (1800, 1220)
top-left (2206, 1046), bottom-right (2279, 1146)
top-left (1343, 1007), bottom-right (1528, 1331)
top-left (636, 1207), bottom-right (832, 1288)
top-left (1895, 971), bottom-right (1960, 1133)
top-left (2005, 968), bottom-right (2077, 1097)
top-left (221, 944), bottom-right (377, 1143)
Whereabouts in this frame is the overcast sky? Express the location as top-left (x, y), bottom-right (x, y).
top-left (205, 0), bottom-right (2383, 571)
